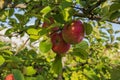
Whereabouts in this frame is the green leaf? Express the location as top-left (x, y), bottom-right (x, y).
top-left (73, 41), bottom-right (89, 59)
top-left (9, 9), bottom-right (14, 17)
top-left (36, 75), bottom-right (44, 80)
top-left (29, 35), bottom-right (40, 40)
top-left (24, 66), bottom-right (37, 76)
top-left (15, 14), bottom-right (23, 23)
top-left (111, 66), bottom-right (120, 80)
top-left (84, 23), bottom-right (93, 35)
top-left (27, 28), bottom-right (39, 35)
top-left (116, 37), bottom-right (120, 41)
top-left (76, 0), bottom-right (80, 4)
top-left (110, 11), bottom-right (120, 20)
top-left (40, 6), bottom-right (52, 15)
top-left (39, 28), bottom-right (48, 36)
top-left (0, 55), bottom-right (5, 66)
top-left (73, 48), bottom-right (88, 59)
top-left (12, 69), bottom-right (24, 80)
top-left (25, 77), bottom-right (36, 80)
top-left (5, 28), bottom-right (13, 37)
top-left (83, 68), bottom-right (100, 80)
top-left (0, 41), bottom-right (6, 47)
top-left (39, 39), bottom-right (52, 53)
top-left (52, 55), bottom-right (62, 74)
top-left (3, 50), bottom-right (13, 55)
top-left (10, 56), bottom-right (21, 63)
top-left (110, 3), bottom-right (120, 13)
top-left (0, 14), bottom-right (7, 21)
top-left (53, 13), bottom-right (65, 24)
top-left (75, 41), bottom-right (89, 50)
top-left (60, 1), bottom-right (72, 9)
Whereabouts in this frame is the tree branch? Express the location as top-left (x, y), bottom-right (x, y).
top-left (74, 13), bottom-right (120, 24)
top-left (88, 0), bottom-right (107, 13)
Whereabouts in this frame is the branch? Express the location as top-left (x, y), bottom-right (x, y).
top-left (74, 13), bottom-right (120, 24)
top-left (88, 0), bottom-right (107, 13)
top-left (14, 38), bottom-right (29, 55)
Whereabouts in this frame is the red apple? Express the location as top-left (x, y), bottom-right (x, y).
top-left (42, 17), bottom-right (59, 34)
top-left (51, 32), bottom-right (70, 54)
top-left (5, 74), bottom-right (15, 80)
top-left (62, 20), bottom-right (84, 44)
top-left (42, 17), bottom-right (54, 28)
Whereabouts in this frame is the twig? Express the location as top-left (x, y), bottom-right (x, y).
top-left (14, 38), bottom-right (29, 55)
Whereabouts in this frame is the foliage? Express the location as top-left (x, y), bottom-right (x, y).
top-left (0, 0), bottom-right (120, 80)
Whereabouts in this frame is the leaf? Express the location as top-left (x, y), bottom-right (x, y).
top-left (73, 48), bottom-right (88, 59)
top-left (40, 6), bottom-right (51, 15)
top-left (29, 35), bottom-right (40, 40)
top-left (84, 22), bottom-right (93, 35)
top-left (10, 56), bottom-right (21, 63)
top-left (9, 9), bottom-right (14, 17)
top-left (60, 1), bottom-right (72, 9)
top-left (53, 13), bottom-right (65, 24)
top-left (3, 50), bottom-right (13, 55)
top-left (116, 37), bottom-right (120, 41)
top-left (110, 11), bottom-right (120, 20)
top-left (110, 3), bottom-right (120, 13)
top-left (25, 77), bottom-right (36, 80)
top-left (36, 75), bottom-right (44, 80)
top-left (76, 0), bottom-right (80, 4)
top-left (0, 41), bottom-right (6, 47)
top-left (73, 41), bottom-right (89, 59)
top-left (12, 69), bottom-right (24, 80)
top-left (52, 55), bottom-right (62, 74)
top-left (83, 68), bottom-right (100, 80)
top-left (110, 66), bottom-right (120, 80)
top-left (75, 41), bottom-right (89, 50)
top-left (5, 28), bottom-right (13, 37)
top-left (0, 14), bottom-right (7, 21)
top-left (39, 28), bottom-right (48, 36)
top-left (15, 14), bottom-right (23, 23)
top-left (0, 55), bottom-right (5, 66)
top-left (24, 66), bottom-right (37, 76)
top-left (27, 28), bottom-right (39, 35)
top-left (39, 39), bottom-right (52, 53)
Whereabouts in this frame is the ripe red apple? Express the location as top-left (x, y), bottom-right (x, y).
top-left (5, 74), bottom-right (15, 80)
top-left (51, 32), bottom-right (70, 54)
top-left (62, 20), bottom-right (84, 44)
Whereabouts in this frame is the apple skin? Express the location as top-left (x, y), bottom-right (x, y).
top-left (51, 32), bottom-right (70, 54)
top-left (62, 20), bottom-right (84, 44)
top-left (4, 74), bottom-right (15, 80)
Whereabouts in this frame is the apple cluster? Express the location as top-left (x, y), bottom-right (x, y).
top-left (42, 17), bottom-right (84, 55)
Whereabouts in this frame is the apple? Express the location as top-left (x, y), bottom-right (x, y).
top-left (62, 20), bottom-right (84, 44)
top-left (42, 17), bottom-right (59, 32)
top-left (5, 74), bottom-right (15, 80)
top-left (51, 32), bottom-right (70, 54)
top-left (42, 17), bottom-right (54, 28)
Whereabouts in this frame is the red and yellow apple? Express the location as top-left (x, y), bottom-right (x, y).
top-left (51, 32), bottom-right (70, 54)
top-left (5, 74), bottom-right (15, 80)
top-left (62, 20), bottom-right (84, 44)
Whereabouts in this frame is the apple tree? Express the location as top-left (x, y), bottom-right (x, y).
top-left (0, 0), bottom-right (120, 80)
